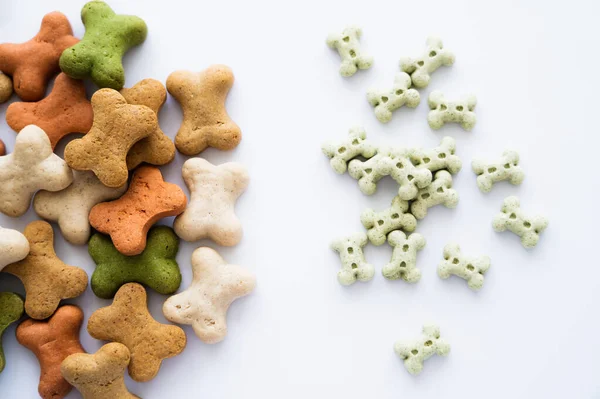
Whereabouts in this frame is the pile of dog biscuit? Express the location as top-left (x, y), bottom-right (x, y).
top-left (325, 27), bottom-right (549, 375)
top-left (0, 2), bottom-right (255, 398)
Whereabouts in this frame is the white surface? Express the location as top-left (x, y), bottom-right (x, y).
top-left (0, 0), bottom-right (598, 398)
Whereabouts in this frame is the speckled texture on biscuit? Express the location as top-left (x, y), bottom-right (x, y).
top-left (410, 170), bottom-right (459, 220)
top-left (59, 1), bottom-right (147, 90)
top-left (0, 12), bottom-right (78, 101)
top-left (438, 243), bottom-right (491, 291)
top-left (64, 88), bottom-right (157, 188)
top-left (61, 343), bottom-right (139, 399)
top-left (410, 136), bottom-right (462, 174)
top-left (400, 37), bottom-right (455, 88)
top-left (17, 305), bottom-right (86, 399)
top-left (163, 247), bottom-right (255, 344)
top-left (394, 324), bottom-right (450, 375)
top-left (383, 231), bottom-right (426, 282)
top-left (120, 78), bottom-right (176, 169)
top-left (0, 72), bottom-right (13, 103)
top-left (89, 226), bottom-right (181, 299)
top-left (2, 221), bottom-right (88, 320)
top-left (0, 292), bottom-right (24, 373)
top-left (321, 126), bottom-right (376, 174)
top-left (326, 26), bottom-right (373, 77)
top-left (89, 166), bottom-right (186, 256)
top-left (361, 196), bottom-right (416, 246)
top-left (492, 196), bottom-right (548, 249)
top-left (472, 150), bottom-right (524, 193)
top-left (330, 232), bottom-right (375, 285)
top-left (0, 226), bottom-right (30, 272)
top-left (87, 283), bottom-right (186, 382)
top-left (167, 65), bottom-right (241, 155)
top-left (7, 73), bottom-right (93, 149)
top-left (367, 72), bottom-right (420, 123)
top-left (428, 90), bottom-right (477, 131)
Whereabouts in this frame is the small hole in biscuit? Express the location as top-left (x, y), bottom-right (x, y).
top-left (450, 149), bottom-right (455, 155)
top-left (381, 96), bottom-right (389, 103)
top-left (378, 220), bottom-right (384, 226)
top-left (452, 258), bottom-right (459, 264)
top-left (466, 264), bottom-right (475, 271)
top-left (411, 349), bottom-right (419, 355)
top-left (417, 61), bottom-right (424, 67)
top-left (438, 153), bottom-right (446, 159)
top-left (504, 163), bottom-right (510, 169)
top-left (488, 167), bottom-right (497, 173)
top-left (343, 36), bottom-right (350, 42)
top-left (396, 162), bottom-right (404, 169)
top-left (351, 263), bottom-right (358, 269)
top-left (424, 340), bottom-right (433, 346)
top-left (440, 104), bottom-right (447, 111)
top-left (407, 175), bottom-right (414, 181)
top-left (400, 261), bottom-right (406, 268)
top-left (365, 168), bottom-right (372, 174)
top-left (436, 187), bottom-right (444, 193)
top-left (204, 318), bottom-right (216, 326)
top-left (423, 157), bottom-right (431, 163)
top-left (347, 247), bottom-right (354, 254)
top-left (352, 139), bottom-right (359, 145)
top-left (349, 49), bottom-right (357, 58)
top-left (523, 221), bottom-right (531, 228)
top-left (402, 244), bottom-right (409, 252)
top-left (391, 213), bottom-right (399, 219)
top-left (510, 213), bottom-right (517, 219)
top-left (456, 105), bottom-right (464, 111)
top-left (395, 89), bottom-right (404, 95)
top-left (338, 146), bottom-right (346, 153)
top-left (422, 193), bottom-right (430, 199)
top-left (535, 229), bottom-right (539, 234)
top-left (429, 51), bottom-right (437, 57)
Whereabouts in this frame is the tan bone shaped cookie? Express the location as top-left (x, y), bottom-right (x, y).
top-left (64, 88), bottom-right (157, 188)
top-left (174, 158), bottom-right (249, 246)
top-left (0, 125), bottom-right (73, 217)
top-left (0, 226), bottom-right (29, 273)
top-left (2, 221), bottom-right (88, 320)
top-left (163, 247), bottom-right (256, 344)
top-left (167, 65), bottom-right (241, 155)
top-left (87, 283), bottom-right (186, 382)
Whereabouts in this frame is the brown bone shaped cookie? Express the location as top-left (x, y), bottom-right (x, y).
top-left (89, 165), bottom-right (186, 256)
top-left (17, 305), bottom-right (86, 399)
top-left (0, 139), bottom-right (5, 156)
top-left (64, 88), bottom-right (157, 188)
top-left (87, 283), bottom-right (186, 382)
top-left (120, 78), bottom-right (176, 169)
top-left (61, 342), bottom-right (139, 399)
top-left (0, 12), bottom-right (79, 101)
top-left (6, 73), bottom-right (93, 149)
top-left (2, 221), bottom-right (88, 320)
top-left (167, 65), bottom-right (241, 155)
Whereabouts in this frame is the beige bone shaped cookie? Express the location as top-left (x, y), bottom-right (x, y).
top-left (61, 343), bottom-right (139, 399)
top-left (361, 196), bottom-right (417, 246)
top-left (400, 37), bottom-right (455, 88)
top-left (438, 243), bottom-right (491, 291)
top-left (367, 72), bottom-right (420, 123)
top-left (411, 170), bottom-right (459, 220)
top-left (493, 196), bottom-right (548, 248)
top-left (326, 26), bottom-right (373, 77)
top-left (472, 150), bottom-right (524, 193)
top-left (167, 66), bottom-right (241, 155)
top-left (0, 125), bottom-right (73, 217)
top-left (410, 136), bottom-right (462, 174)
top-left (321, 126), bottom-right (376, 174)
top-left (428, 90), bottom-right (477, 131)
top-left (330, 232), bottom-right (375, 286)
top-left (394, 324), bottom-right (450, 375)
top-left (33, 171), bottom-right (127, 245)
top-left (383, 231), bottom-right (426, 282)
top-left (0, 226), bottom-right (29, 272)
top-left (174, 158), bottom-right (249, 246)
top-left (163, 247), bottom-right (256, 344)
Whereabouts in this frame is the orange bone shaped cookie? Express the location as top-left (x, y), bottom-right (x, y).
top-left (17, 305), bottom-right (86, 399)
top-left (89, 166), bottom-right (186, 256)
top-left (167, 65), bottom-right (241, 155)
top-left (0, 12), bottom-right (78, 101)
top-left (64, 88), bottom-right (157, 188)
top-left (87, 283), bottom-right (186, 382)
top-left (2, 221), bottom-right (88, 320)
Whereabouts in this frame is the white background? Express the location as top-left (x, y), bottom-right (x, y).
top-left (0, 0), bottom-right (598, 398)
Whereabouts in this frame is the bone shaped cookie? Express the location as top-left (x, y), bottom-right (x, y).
top-left (361, 196), bottom-right (417, 246)
top-left (120, 78), bottom-right (176, 169)
top-left (0, 292), bottom-right (24, 373)
top-left (0, 226), bottom-right (29, 272)
top-left (64, 88), bottom-right (157, 188)
top-left (61, 343), bottom-right (139, 399)
top-left (367, 72), bottom-right (420, 123)
top-left (321, 126), bottom-right (376, 174)
top-left (89, 226), bottom-right (181, 299)
top-left (428, 90), bottom-right (477, 131)
top-left (410, 136), bottom-right (462, 174)
top-left (400, 37), bottom-right (455, 88)
top-left (34, 170), bottom-right (127, 245)
top-left (326, 26), bottom-right (373, 77)
top-left (0, 72), bottom-right (12, 104)
top-left (89, 166), bottom-right (186, 255)
top-left (87, 283), bottom-right (186, 382)
top-left (438, 243), bottom-right (491, 291)
top-left (0, 125), bottom-right (73, 217)
top-left (394, 324), bottom-right (450, 375)
top-left (0, 12), bottom-right (78, 101)
top-left (167, 66), bottom-right (241, 155)
top-left (411, 170), bottom-right (459, 220)
top-left (472, 150), bottom-right (524, 193)
top-left (6, 73), bottom-right (93, 149)
top-left (2, 221), bottom-right (88, 320)
top-left (383, 231), bottom-right (426, 282)
top-left (493, 196), bottom-right (548, 248)
top-left (174, 158), bottom-right (249, 246)
top-left (330, 232), bottom-right (375, 286)
top-left (59, 1), bottom-right (147, 90)
top-left (17, 305), bottom-right (86, 399)
top-left (163, 247), bottom-right (256, 344)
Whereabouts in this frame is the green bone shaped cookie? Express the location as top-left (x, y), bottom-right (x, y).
top-left (89, 226), bottom-right (181, 299)
top-left (0, 292), bottom-right (24, 373)
top-left (59, 1), bottom-right (147, 90)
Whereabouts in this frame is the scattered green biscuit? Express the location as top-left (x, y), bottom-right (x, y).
top-left (0, 292), bottom-right (24, 373)
top-left (59, 0), bottom-right (147, 90)
top-left (89, 226), bottom-right (182, 299)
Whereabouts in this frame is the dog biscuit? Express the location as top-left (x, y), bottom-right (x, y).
top-left (411, 170), bottom-right (458, 220)
top-left (321, 126), bottom-right (376, 174)
top-left (361, 196), bottom-right (417, 246)
top-left (383, 231), bottom-right (426, 282)
top-left (438, 243), bottom-right (491, 291)
top-left (326, 26), bottom-right (373, 77)
top-left (0, 72), bottom-right (12, 103)
top-left (0, 292), bottom-right (24, 373)
top-left (330, 232), bottom-right (375, 285)
top-left (472, 150), bottom-right (524, 193)
top-left (400, 37), bottom-right (455, 88)
top-left (0, 226), bottom-right (30, 272)
top-left (410, 136), bottom-right (462, 174)
top-left (0, 139), bottom-right (5, 156)
top-left (428, 90), bottom-right (477, 131)
top-left (367, 72), bottom-right (420, 123)
top-left (394, 324), bottom-right (450, 375)
top-left (492, 196), bottom-right (548, 248)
